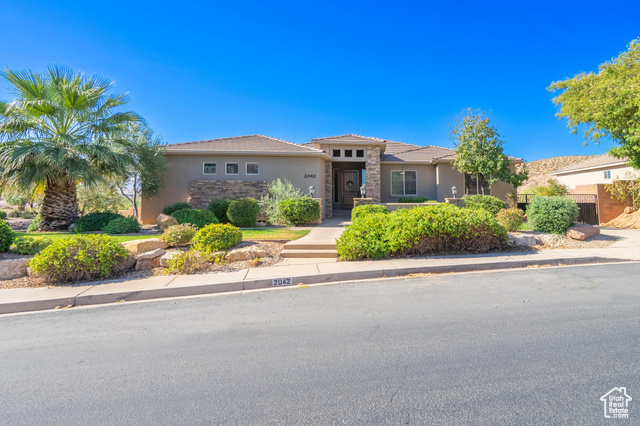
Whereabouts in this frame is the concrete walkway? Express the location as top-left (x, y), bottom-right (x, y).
top-left (279, 211), bottom-right (350, 263)
top-left (2, 227), bottom-right (640, 315)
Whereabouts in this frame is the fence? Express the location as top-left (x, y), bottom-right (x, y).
top-left (516, 193), bottom-right (599, 225)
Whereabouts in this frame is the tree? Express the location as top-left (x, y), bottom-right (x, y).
top-left (527, 179), bottom-right (569, 197)
top-left (450, 109), bottom-right (528, 195)
top-left (0, 66), bottom-right (137, 230)
top-left (549, 39), bottom-right (640, 169)
top-left (605, 172), bottom-right (640, 208)
top-left (76, 182), bottom-right (128, 214)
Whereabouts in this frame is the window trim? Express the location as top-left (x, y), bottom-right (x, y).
top-left (225, 162), bottom-right (239, 175)
top-left (203, 162), bottom-right (217, 175)
top-left (390, 170), bottom-right (418, 196)
top-left (356, 149), bottom-right (365, 158)
top-left (344, 149), bottom-right (353, 158)
top-left (246, 162), bottom-right (259, 175)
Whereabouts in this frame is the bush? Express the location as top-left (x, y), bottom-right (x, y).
top-left (74, 212), bottom-right (125, 233)
top-left (351, 204), bottom-right (390, 221)
top-left (27, 215), bottom-right (42, 232)
top-left (103, 216), bottom-right (141, 234)
top-left (29, 234), bottom-right (129, 283)
top-left (398, 196), bottom-right (430, 203)
top-left (495, 208), bottom-right (525, 232)
top-left (192, 223), bottom-right (242, 254)
top-left (208, 198), bottom-right (232, 224)
top-left (12, 237), bottom-right (52, 255)
top-left (228, 197), bottom-right (260, 227)
top-left (8, 210), bottom-right (22, 218)
top-left (8, 209), bottom-right (35, 219)
top-left (0, 210), bottom-right (7, 220)
top-left (0, 220), bottom-right (14, 252)
top-left (463, 195), bottom-right (506, 216)
top-left (527, 196), bottom-right (579, 234)
top-left (172, 208), bottom-right (219, 229)
top-left (164, 250), bottom-right (212, 275)
top-left (278, 197), bottom-right (321, 225)
top-left (162, 202), bottom-right (192, 216)
top-left (160, 223), bottom-right (198, 247)
top-left (529, 179), bottom-right (569, 197)
top-left (337, 204), bottom-right (507, 261)
top-left (259, 179), bottom-right (304, 224)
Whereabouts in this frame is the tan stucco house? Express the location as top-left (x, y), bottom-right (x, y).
top-left (141, 134), bottom-right (520, 224)
top-left (549, 154), bottom-right (639, 189)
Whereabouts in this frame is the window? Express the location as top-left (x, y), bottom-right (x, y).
top-left (604, 170), bottom-right (611, 179)
top-left (333, 149), bottom-right (341, 157)
top-left (226, 163), bottom-right (239, 175)
top-left (391, 170), bottom-right (417, 196)
top-left (344, 149), bottom-right (353, 157)
top-left (464, 174), bottom-right (491, 195)
top-left (203, 162), bottom-right (216, 175)
top-left (246, 163), bottom-right (259, 175)
top-left (356, 149), bottom-right (364, 158)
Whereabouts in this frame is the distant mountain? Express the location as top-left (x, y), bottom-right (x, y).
top-left (516, 155), bottom-right (601, 192)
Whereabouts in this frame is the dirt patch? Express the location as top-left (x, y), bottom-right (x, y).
top-left (510, 231), bottom-right (617, 250)
top-left (604, 209), bottom-right (640, 229)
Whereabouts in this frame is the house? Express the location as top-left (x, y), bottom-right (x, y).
top-left (550, 154), bottom-right (639, 189)
top-left (140, 134), bottom-right (522, 224)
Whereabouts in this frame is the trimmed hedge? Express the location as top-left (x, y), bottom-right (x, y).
top-left (172, 208), bottom-right (219, 229)
top-left (193, 223), bottom-right (242, 254)
top-left (278, 197), bottom-right (321, 225)
top-left (351, 204), bottom-right (390, 221)
top-left (208, 198), bottom-right (232, 224)
top-left (337, 203), bottom-right (507, 260)
top-left (0, 220), bottom-right (14, 252)
top-left (74, 212), bottom-right (125, 233)
top-left (463, 195), bottom-right (506, 216)
top-left (103, 216), bottom-right (141, 234)
top-left (398, 196), bottom-right (429, 203)
top-left (527, 196), bottom-right (579, 234)
top-left (162, 202), bottom-right (192, 216)
top-left (228, 197), bottom-right (260, 227)
top-left (495, 208), bottom-right (525, 232)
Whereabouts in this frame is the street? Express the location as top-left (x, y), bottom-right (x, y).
top-left (2, 263), bottom-right (639, 425)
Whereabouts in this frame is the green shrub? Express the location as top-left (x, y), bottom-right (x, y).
top-left (259, 179), bottom-right (304, 224)
top-left (27, 215), bottom-right (42, 232)
top-left (398, 196), bottom-right (430, 203)
top-left (74, 212), bottom-right (125, 233)
top-left (337, 204), bottom-right (507, 261)
top-left (463, 195), bottom-right (506, 215)
top-left (8, 210), bottom-right (22, 218)
top-left (172, 208), bottom-right (219, 229)
top-left (207, 198), bottom-right (232, 224)
top-left (495, 208), bottom-right (525, 232)
top-left (12, 237), bottom-right (53, 255)
top-left (527, 196), bottom-right (579, 234)
top-left (103, 216), bottom-right (141, 234)
top-left (0, 210), bottom-right (7, 220)
top-left (228, 197), bottom-right (260, 227)
top-left (160, 223), bottom-right (198, 247)
top-left (278, 197), bottom-right (321, 225)
top-left (8, 209), bottom-right (36, 219)
top-left (0, 220), bottom-right (14, 252)
top-left (351, 204), bottom-right (390, 221)
top-left (162, 202), bottom-right (192, 216)
top-left (164, 250), bottom-right (212, 275)
top-left (29, 234), bottom-right (129, 283)
top-left (192, 223), bottom-right (242, 254)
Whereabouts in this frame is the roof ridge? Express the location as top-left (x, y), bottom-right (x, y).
top-left (257, 134), bottom-right (324, 153)
top-left (166, 134), bottom-right (323, 153)
top-left (311, 134), bottom-right (388, 142)
top-left (167, 134), bottom-right (264, 147)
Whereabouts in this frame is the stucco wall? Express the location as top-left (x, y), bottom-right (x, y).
top-left (556, 165), bottom-right (639, 189)
top-left (380, 164), bottom-right (437, 203)
top-left (141, 154), bottom-right (326, 223)
top-left (571, 184), bottom-right (629, 224)
top-left (435, 163), bottom-right (465, 201)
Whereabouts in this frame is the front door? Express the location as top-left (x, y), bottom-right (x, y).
top-left (341, 170), bottom-right (359, 209)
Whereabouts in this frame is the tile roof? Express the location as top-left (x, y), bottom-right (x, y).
top-left (381, 145), bottom-right (456, 162)
top-left (165, 135), bottom-right (325, 155)
top-left (311, 134), bottom-right (389, 145)
top-left (550, 154), bottom-right (629, 174)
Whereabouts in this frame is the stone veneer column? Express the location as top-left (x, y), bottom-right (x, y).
top-left (365, 145), bottom-right (381, 203)
top-left (318, 144), bottom-right (333, 219)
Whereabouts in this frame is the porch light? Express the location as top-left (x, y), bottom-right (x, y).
top-left (360, 185), bottom-right (366, 197)
top-left (309, 186), bottom-right (315, 197)
top-left (452, 186), bottom-right (457, 197)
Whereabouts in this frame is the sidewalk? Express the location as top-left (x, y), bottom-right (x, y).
top-left (2, 228), bottom-right (640, 315)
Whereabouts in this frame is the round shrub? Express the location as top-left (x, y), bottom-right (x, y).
top-left (463, 195), bottom-right (506, 216)
top-left (351, 204), bottom-right (390, 221)
top-left (0, 220), bottom-right (14, 252)
top-left (193, 223), bottom-right (242, 254)
top-left (74, 212), bottom-right (125, 233)
top-left (164, 250), bottom-right (213, 275)
top-left (172, 208), bottom-right (219, 229)
top-left (527, 196), bottom-right (579, 234)
top-left (228, 197), bottom-right (260, 227)
top-left (162, 202), bottom-right (192, 216)
top-left (103, 216), bottom-right (141, 234)
top-left (160, 223), bottom-right (198, 247)
top-left (336, 213), bottom-right (392, 260)
top-left (12, 236), bottom-right (52, 255)
top-left (27, 215), bottom-right (43, 232)
top-left (398, 196), bottom-right (430, 203)
top-left (29, 234), bottom-right (129, 283)
top-left (495, 208), bottom-right (525, 232)
top-left (278, 197), bottom-right (321, 225)
top-left (208, 198), bottom-right (232, 224)
top-left (0, 210), bottom-right (7, 220)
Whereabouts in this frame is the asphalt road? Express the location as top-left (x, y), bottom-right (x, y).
top-left (1, 263), bottom-right (639, 425)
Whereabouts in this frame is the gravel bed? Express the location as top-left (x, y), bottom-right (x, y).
top-left (510, 231), bottom-right (617, 250)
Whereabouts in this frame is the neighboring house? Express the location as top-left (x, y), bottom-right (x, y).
top-left (140, 134), bottom-right (522, 224)
top-left (549, 154), bottom-right (639, 189)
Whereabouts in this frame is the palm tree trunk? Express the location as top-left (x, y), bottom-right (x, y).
top-left (39, 178), bottom-right (80, 231)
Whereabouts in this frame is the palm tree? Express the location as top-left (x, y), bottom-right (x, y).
top-left (0, 65), bottom-right (137, 230)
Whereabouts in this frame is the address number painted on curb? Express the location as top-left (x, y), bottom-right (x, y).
top-left (272, 278), bottom-right (293, 286)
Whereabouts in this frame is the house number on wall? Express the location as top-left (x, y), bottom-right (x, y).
top-left (304, 174), bottom-right (316, 178)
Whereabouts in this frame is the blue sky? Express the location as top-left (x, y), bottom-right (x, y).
top-left (1, 0), bottom-right (638, 161)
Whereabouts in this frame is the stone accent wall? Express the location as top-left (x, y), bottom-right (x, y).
top-left (572, 184), bottom-right (629, 224)
top-left (445, 198), bottom-right (466, 208)
top-left (353, 198), bottom-right (373, 208)
top-left (366, 145), bottom-right (381, 203)
top-left (188, 180), bottom-right (269, 209)
top-left (317, 144), bottom-right (333, 219)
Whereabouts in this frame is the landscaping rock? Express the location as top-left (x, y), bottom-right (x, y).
top-left (508, 235), bottom-right (517, 245)
top-left (157, 214), bottom-right (179, 231)
top-left (0, 258), bottom-right (30, 280)
top-left (135, 248), bottom-right (166, 270)
top-left (114, 256), bottom-right (137, 273)
top-left (624, 206), bottom-right (637, 214)
top-left (225, 246), bottom-right (268, 262)
top-left (160, 251), bottom-right (180, 267)
top-left (566, 223), bottom-right (600, 241)
top-left (514, 235), bottom-right (542, 247)
top-left (122, 238), bottom-right (168, 255)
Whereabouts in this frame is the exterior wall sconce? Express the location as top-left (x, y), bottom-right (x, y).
top-left (452, 186), bottom-right (457, 198)
top-left (360, 185), bottom-right (366, 198)
top-left (309, 186), bottom-right (315, 197)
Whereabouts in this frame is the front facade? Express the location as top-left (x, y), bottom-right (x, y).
top-left (141, 134), bottom-right (521, 223)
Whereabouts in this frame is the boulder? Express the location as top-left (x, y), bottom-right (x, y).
top-left (122, 238), bottom-right (168, 255)
top-left (514, 235), bottom-right (542, 247)
top-left (0, 258), bottom-right (30, 280)
top-left (157, 214), bottom-right (179, 231)
top-left (566, 223), bottom-right (600, 241)
top-left (160, 251), bottom-right (180, 268)
top-left (135, 248), bottom-right (166, 270)
top-left (113, 256), bottom-right (137, 273)
top-left (225, 246), bottom-right (268, 262)
top-left (624, 206), bottom-right (637, 214)
top-left (508, 235), bottom-right (517, 245)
